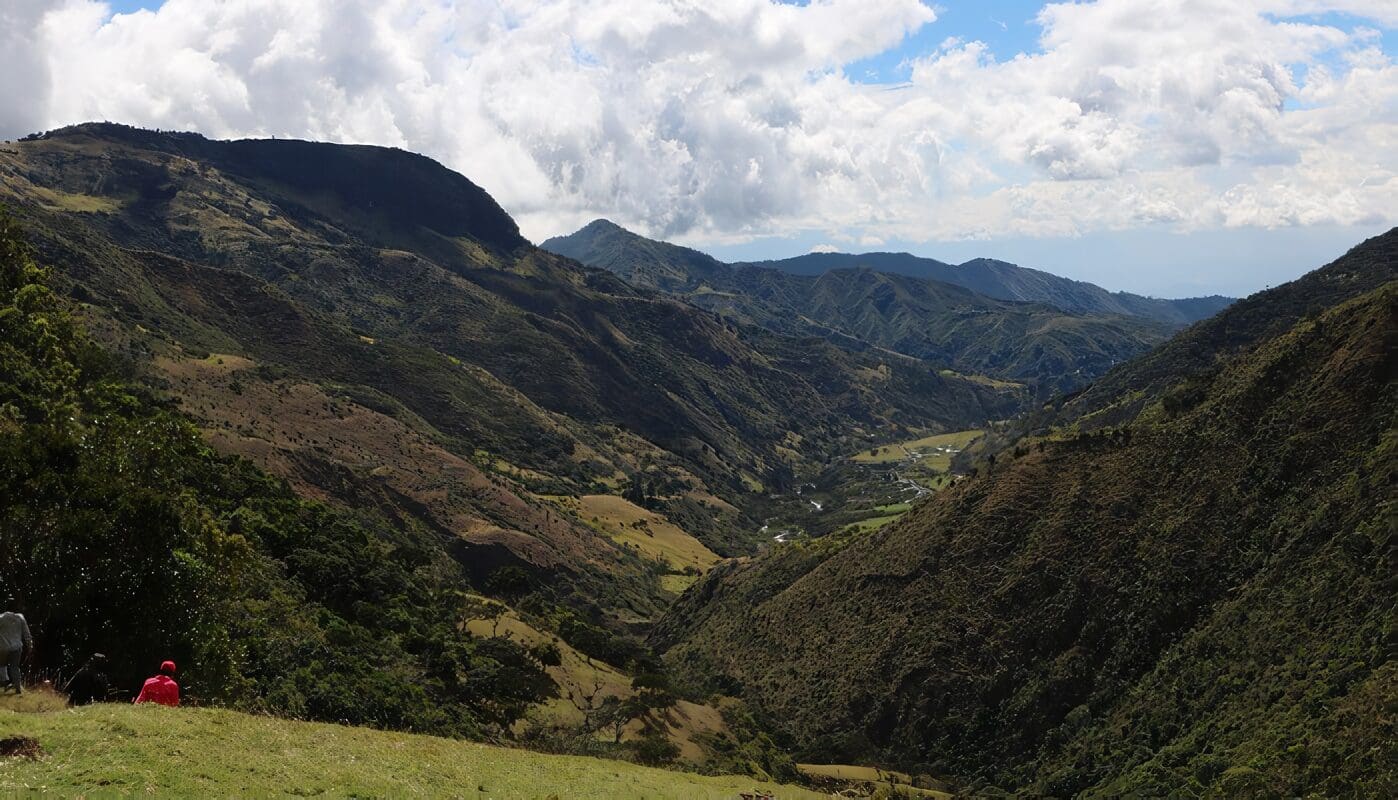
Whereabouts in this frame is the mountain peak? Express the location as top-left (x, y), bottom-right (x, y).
top-left (578, 218), bottom-right (627, 233)
top-left (37, 122), bottom-right (528, 255)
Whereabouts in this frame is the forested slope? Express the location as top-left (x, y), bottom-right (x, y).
top-left (654, 230), bottom-right (1397, 795)
top-left (744, 251), bottom-right (1233, 325)
top-left (0, 212), bottom-right (556, 736)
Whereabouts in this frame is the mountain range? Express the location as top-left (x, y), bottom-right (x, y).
top-left (545, 219), bottom-right (1232, 394)
top-left (0, 123), bottom-right (1028, 580)
top-left (1, 122), bottom-right (1391, 796)
top-left (746, 250), bottom-right (1232, 326)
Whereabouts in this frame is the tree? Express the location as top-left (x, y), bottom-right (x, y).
top-left (462, 595), bottom-right (508, 638)
top-left (622, 474), bottom-right (648, 507)
top-left (484, 565), bottom-right (531, 600)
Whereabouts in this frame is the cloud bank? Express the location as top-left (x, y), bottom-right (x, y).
top-left (2, 0), bottom-right (1394, 246)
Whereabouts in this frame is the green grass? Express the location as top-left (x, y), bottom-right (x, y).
top-left (844, 513), bottom-right (905, 534)
top-left (0, 699), bottom-right (823, 798)
top-left (0, 689), bottom-right (68, 714)
top-left (554, 494), bottom-right (720, 574)
top-left (849, 429), bottom-right (983, 467)
top-left (30, 186), bottom-right (125, 213)
top-left (937, 369), bottom-right (1023, 390)
top-left (796, 763), bottom-right (950, 798)
top-left (660, 573), bottom-right (701, 593)
top-left (837, 501), bottom-right (918, 536)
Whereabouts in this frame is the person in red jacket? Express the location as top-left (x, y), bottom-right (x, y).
top-left (134, 660), bottom-right (179, 707)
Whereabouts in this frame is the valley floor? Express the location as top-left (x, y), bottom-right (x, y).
top-left (0, 698), bottom-right (822, 798)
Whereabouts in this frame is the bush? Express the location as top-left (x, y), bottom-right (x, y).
top-left (630, 732), bottom-right (679, 765)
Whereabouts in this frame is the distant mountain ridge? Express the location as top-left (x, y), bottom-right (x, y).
top-left (545, 219), bottom-right (1233, 326)
top-left (752, 251), bottom-right (1233, 326)
top-left (545, 219), bottom-right (1179, 394)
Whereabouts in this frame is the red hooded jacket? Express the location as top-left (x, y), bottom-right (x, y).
top-left (134, 662), bottom-right (180, 707)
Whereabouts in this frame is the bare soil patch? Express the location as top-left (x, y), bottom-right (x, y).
top-left (0, 737), bottom-right (43, 759)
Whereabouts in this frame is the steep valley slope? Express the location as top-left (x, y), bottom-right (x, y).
top-left (0, 123), bottom-right (1038, 771)
top-left (653, 230), bottom-right (1397, 795)
top-left (0, 123), bottom-right (1022, 617)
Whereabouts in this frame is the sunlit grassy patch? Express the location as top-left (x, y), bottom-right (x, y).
top-left (0, 687), bottom-right (68, 714)
top-left (798, 763), bottom-right (951, 798)
top-left (937, 368), bottom-right (1023, 390)
top-left (0, 703), bottom-right (821, 798)
top-left (660, 573), bottom-right (700, 593)
top-left (850, 429), bottom-right (983, 469)
top-left (30, 186), bottom-right (124, 213)
top-left (843, 513), bottom-right (905, 534)
top-left (552, 494), bottom-right (720, 574)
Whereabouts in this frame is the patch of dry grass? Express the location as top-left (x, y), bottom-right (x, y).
top-left (549, 494), bottom-right (720, 574)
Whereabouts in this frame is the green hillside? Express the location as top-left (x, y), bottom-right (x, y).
top-left (0, 194), bottom-right (806, 777)
top-left (718, 267), bottom-right (1167, 393)
top-left (0, 701), bottom-right (820, 799)
top-left (654, 231), bottom-right (1397, 795)
top-left (542, 219), bottom-right (731, 294)
top-left (544, 219), bottom-right (1174, 394)
top-left (0, 124), bottom-right (1017, 779)
top-left (543, 220), bottom-right (1233, 327)
top-left (0, 211), bottom-right (562, 736)
top-left (4, 121), bottom-right (1391, 796)
top-left (0, 122), bottom-right (1019, 597)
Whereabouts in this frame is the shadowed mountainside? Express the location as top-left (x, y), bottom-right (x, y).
top-left (652, 230), bottom-right (1397, 796)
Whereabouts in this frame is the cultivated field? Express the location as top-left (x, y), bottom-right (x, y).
top-left (850, 429), bottom-right (984, 468)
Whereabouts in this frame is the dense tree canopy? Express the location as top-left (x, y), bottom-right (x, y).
top-left (0, 212), bottom-right (553, 735)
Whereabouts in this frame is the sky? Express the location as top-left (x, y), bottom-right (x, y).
top-left (1, 1), bottom-right (1394, 297)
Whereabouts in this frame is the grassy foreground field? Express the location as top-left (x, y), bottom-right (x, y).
top-left (0, 701), bottom-right (823, 798)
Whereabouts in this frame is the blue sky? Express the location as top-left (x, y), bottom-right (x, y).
top-left (106, 0), bottom-right (161, 12)
top-left (44, 1), bottom-right (1395, 297)
top-left (844, 1), bottom-right (1045, 82)
top-left (840, 1), bottom-right (1397, 85)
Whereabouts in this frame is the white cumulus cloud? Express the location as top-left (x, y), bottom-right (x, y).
top-left (0, 0), bottom-right (1393, 247)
